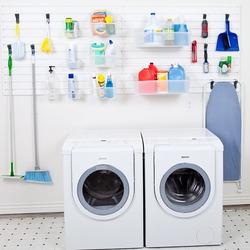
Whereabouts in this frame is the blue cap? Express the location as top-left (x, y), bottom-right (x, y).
top-left (109, 40), bottom-right (113, 45)
top-left (150, 13), bottom-right (155, 15)
top-left (68, 73), bottom-right (74, 79)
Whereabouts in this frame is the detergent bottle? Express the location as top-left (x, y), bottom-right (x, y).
top-left (164, 18), bottom-right (174, 45)
top-left (148, 62), bottom-right (158, 80)
top-left (105, 74), bottom-right (114, 98)
top-left (144, 13), bottom-right (162, 45)
top-left (168, 64), bottom-right (186, 93)
top-left (168, 64), bottom-right (185, 80)
top-left (175, 17), bottom-right (189, 46)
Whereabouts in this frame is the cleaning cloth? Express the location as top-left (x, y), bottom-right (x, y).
top-left (206, 82), bottom-right (241, 181)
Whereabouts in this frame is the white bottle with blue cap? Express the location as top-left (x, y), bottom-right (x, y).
top-left (68, 73), bottom-right (77, 100)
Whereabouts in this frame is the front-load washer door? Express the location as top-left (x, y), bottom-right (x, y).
top-left (154, 144), bottom-right (216, 218)
top-left (71, 146), bottom-right (134, 220)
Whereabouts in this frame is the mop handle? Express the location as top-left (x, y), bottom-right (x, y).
top-left (7, 44), bottom-right (15, 176)
top-left (31, 44), bottom-right (40, 170)
top-left (46, 13), bottom-right (51, 37)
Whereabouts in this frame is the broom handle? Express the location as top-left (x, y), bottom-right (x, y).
top-left (31, 45), bottom-right (40, 170)
top-left (7, 45), bottom-right (15, 176)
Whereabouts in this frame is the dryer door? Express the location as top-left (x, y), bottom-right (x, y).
top-left (72, 146), bottom-right (134, 220)
top-left (77, 164), bottom-right (129, 216)
top-left (154, 144), bottom-right (215, 218)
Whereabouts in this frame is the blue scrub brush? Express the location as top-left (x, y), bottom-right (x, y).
top-left (24, 45), bottom-right (52, 184)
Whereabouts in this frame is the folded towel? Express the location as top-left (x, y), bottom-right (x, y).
top-left (206, 82), bottom-right (241, 181)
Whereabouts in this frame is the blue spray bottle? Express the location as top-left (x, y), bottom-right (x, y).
top-left (105, 74), bottom-right (114, 98)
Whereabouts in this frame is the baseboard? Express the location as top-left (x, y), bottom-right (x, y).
top-left (0, 202), bottom-right (64, 215)
top-left (224, 195), bottom-right (250, 206)
top-left (0, 196), bottom-right (249, 215)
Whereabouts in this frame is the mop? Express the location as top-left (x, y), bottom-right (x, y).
top-left (40, 13), bottom-right (53, 53)
top-left (2, 45), bottom-right (23, 179)
top-left (12, 13), bottom-right (25, 60)
top-left (24, 45), bottom-right (52, 184)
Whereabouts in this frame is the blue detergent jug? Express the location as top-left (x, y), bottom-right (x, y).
top-left (174, 24), bottom-right (189, 46)
top-left (168, 64), bottom-right (186, 93)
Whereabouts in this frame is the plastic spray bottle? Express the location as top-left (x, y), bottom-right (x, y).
top-left (48, 66), bottom-right (57, 101)
top-left (105, 73), bottom-right (114, 98)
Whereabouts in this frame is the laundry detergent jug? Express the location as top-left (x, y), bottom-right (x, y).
top-left (168, 64), bottom-right (186, 93)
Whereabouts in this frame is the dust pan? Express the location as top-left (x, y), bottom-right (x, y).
top-left (216, 14), bottom-right (239, 51)
top-left (41, 13), bottom-right (53, 53)
top-left (12, 13), bottom-right (25, 60)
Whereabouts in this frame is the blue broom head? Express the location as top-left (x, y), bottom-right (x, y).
top-left (24, 170), bottom-right (52, 184)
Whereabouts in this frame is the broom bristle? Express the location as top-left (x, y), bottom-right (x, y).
top-left (24, 170), bottom-right (52, 184)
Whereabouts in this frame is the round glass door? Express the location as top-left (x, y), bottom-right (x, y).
top-left (160, 163), bottom-right (211, 213)
top-left (77, 164), bottom-right (129, 216)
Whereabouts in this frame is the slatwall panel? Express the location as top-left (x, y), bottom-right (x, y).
top-left (0, 4), bottom-right (241, 96)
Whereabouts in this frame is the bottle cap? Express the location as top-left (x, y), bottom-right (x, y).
top-left (68, 73), bottom-right (74, 79)
top-left (109, 40), bottom-right (113, 45)
top-left (150, 13), bottom-right (155, 15)
top-left (203, 14), bottom-right (207, 19)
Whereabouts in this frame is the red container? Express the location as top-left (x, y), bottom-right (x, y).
top-left (138, 68), bottom-right (155, 81)
top-left (148, 62), bottom-right (158, 79)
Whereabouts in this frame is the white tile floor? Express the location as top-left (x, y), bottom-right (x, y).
top-left (0, 207), bottom-right (250, 250)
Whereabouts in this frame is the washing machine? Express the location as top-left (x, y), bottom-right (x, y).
top-left (142, 128), bottom-right (223, 248)
top-left (63, 129), bottom-right (144, 250)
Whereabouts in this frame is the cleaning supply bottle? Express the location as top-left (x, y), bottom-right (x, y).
top-left (105, 40), bottom-right (115, 66)
top-left (68, 73), bottom-right (78, 100)
top-left (105, 40), bottom-right (115, 56)
top-left (144, 13), bottom-right (162, 44)
top-left (164, 18), bottom-right (174, 45)
top-left (48, 66), bottom-right (57, 101)
top-left (68, 43), bottom-right (77, 69)
top-left (201, 14), bottom-right (208, 38)
top-left (168, 64), bottom-right (185, 80)
top-left (105, 74), bottom-right (114, 98)
top-left (175, 19), bottom-right (189, 46)
top-left (148, 62), bottom-right (158, 80)
top-left (168, 64), bottom-right (186, 93)
top-left (97, 73), bottom-right (105, 98)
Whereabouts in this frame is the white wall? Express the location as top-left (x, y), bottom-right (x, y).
top-left (0, 0), bottom-right (249, 214)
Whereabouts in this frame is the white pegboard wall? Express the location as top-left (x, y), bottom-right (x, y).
top-left (0, 4), bottom-right (241, 96)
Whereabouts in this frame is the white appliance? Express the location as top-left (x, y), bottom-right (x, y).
top-left (142, 128), bottom-right (223, 248)
top-left (63, 129), bottom-right (144, 250)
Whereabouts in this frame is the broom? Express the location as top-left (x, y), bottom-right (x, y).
top-left (23, 44), bottom-right (52, 184)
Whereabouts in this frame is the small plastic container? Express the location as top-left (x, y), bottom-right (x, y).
top-left (91, 42), bottom-right (106, 65)
top-left (168, 80), bottom-right (188, 93)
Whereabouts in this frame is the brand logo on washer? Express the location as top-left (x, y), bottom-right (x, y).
top-left (98, 157), bottom-right (107, 160)
top-left (181, 155), bottom-right (190, 159)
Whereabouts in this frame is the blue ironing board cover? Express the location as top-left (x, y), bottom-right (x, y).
top-left (206, 82), bottom-right (241, 181)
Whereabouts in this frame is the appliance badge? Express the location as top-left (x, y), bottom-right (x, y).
top-left (98, 157), bottom-right (108, 161)
top-left (181, 155), bottom-right (190, 159)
